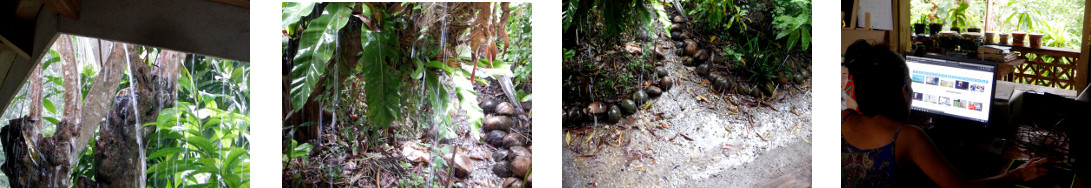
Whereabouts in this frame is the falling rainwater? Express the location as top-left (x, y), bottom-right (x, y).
top-left (429, 4), bottom-right (449, 185)
top-left (122, 44), bottom-right (148, 186)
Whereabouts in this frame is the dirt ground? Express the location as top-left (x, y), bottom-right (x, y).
top-left (561, 45), bottom-right (813, 187)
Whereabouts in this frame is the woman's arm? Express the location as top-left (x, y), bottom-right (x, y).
top-left (901, 125), bottom-right (1048, 187)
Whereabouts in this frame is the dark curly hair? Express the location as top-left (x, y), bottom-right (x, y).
top-left (844, 40), bottom-right (912, 121)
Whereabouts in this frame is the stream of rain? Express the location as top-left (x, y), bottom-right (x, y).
top-left (122, 44), bottom-right (149, 186)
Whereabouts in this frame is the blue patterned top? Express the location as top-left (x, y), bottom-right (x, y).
top-left (842, 113), bottom-right (905, 188)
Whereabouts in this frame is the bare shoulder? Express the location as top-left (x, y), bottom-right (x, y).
top-left (893, 123), bottom-right (932, 149)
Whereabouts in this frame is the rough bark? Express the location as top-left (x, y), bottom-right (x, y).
top-left (0, 41), bottom-right (133, 187)
top-left (57, 36), bottom-right (81, 120)
top-left (93, 49), bottom-right (182, 188)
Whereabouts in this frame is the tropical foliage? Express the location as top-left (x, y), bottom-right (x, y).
top-left (0, 36), bottom-right (250, 187)
top-left (144, 57), bottom-right (251, 187)
top-left (283, 2), bottom-right (532, 186)
top-left (911, 0), bottom-right (1084, 49)
top-left (282, 1), bottom-right (531, 155)
top-left (774, 0), bottom-right (812, 51)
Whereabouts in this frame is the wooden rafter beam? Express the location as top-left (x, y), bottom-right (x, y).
top-left (209, 0), bottom-right (249, 8)
top-left (15, 0), bottom-right (43, 21)
top-left (42, 0), bottom-right (79, 19)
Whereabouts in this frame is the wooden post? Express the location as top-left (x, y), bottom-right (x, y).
top-left (851, 0), bottom-right (860, 28)
top-left (1080, 0), bottom-right (1091, 92)
top-left (897, 0), bottom-right (910, 53)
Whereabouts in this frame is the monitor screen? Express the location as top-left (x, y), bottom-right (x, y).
top-left (905, 55), bottom-right (997, 123)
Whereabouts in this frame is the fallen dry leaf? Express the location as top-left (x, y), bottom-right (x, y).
top-left (401, 142), bottom-right (430, 163)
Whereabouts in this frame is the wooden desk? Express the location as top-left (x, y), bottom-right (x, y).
top-left (996, 58), bottom-right (1026, 81)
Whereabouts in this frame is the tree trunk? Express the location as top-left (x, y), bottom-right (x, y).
top-left (0, 38), bottom-right (154, 187)
top-left (93, 49), bottom-right (181, 187)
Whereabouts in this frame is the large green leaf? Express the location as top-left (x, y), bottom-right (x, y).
top-left (425, 71), bottom-right (453, 139)
top-left (361, 22), bottom-right (403, 129)
top-left (282, 2), bottom-right (316, 30)
top-left (147, 147), bottom-right (185, 159)
top-left (450, 70), bottom-right (483, 139)
top-left (289, 3), bottom-right (354, 111)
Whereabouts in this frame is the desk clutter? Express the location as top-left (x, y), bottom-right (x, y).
top-left (1006, 90), bottom-right (1091, 166)
top-left (978, 45), bottom-right (1016, 62)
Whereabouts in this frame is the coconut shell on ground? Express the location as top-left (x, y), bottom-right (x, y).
top-left (493, 161), bottom-right (513, 177)
top-left (654, 66), bottom-right (668, 77)
top-left (712, 76), bottom-right (730, 93)
top-left (483, 115), bottom-right (513, 131)
top-left (606, 105), bottom-right (623, 123)
top-left (510, 146), bottom-right (531, 159)
top-left (565, 107), bottom-right (583, 125)
top-left (586, 102), bottom-right (607, 115)
top-left (620, 99), bottom-right (637, 115)
top-left (750, 84), bottom-right (764, 97)
top-left (660, 76), bottom-right (673, 90)
top-left (494, 148), bottom-right (510, 162)
top-left (695, 63), bottom-right (710, 77)
top-left (763, 82), bottom-right (776, 96)
top-left (681, 56), bottom-right (694, 66)
top-left (685, 40), bottom-right (697, 56)
top-left (480, 100), bottom-right (498, 114)
top-left (633, 90), bottom-right (649, 105)
top-left (672, 31), bottom-right (689, 41)
top-left (496, 102), bottom-right (517, 116)
top-left (647, 86), bottom-right (662, 97)
top-left (778, 77), bottom-right (790, 85)
top-left (504, 177), bottom-right (525, 188)
top-left (486, 130), bottom-right (507, 147)
top-left (510, 155), bottom-right (532, 178)
top-left (695, 49), bottom-right (709, 62)
top-left (503, 132), bottom-right (525, 148)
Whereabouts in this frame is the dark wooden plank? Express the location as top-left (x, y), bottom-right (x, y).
top-left (42, 0), bottom-right (79, 19)
top-left (15, 0), bottom-right (43, 21)
top-left (209, 0), bottom-right (248, 8)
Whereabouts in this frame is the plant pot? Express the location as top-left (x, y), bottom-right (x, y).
top-left (960, 33), bottom-right (983, 52)
top-left (938, 31), bottom-right (960, 51)
top-left (950, 27), bottom-right (961, 33)
top-left (984, 32), bottom-right (995, 44)
top-left (967, 28), bottom-right (981, 33)
top-left (999, 33), bottom-right (1010, 45)
top-left (914, 23), bottom-right (927, 34)
top-left (1012, 32), bottom-right (1027, 46)
top-left (929, 23), bottom-right (944, 35)
top-left (1029, 33), bottom-right (1044, 48)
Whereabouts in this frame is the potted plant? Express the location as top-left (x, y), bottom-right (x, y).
top-left (914, 14), bottom-right (928, 34)
top-left (946, 1), bottom-right (970, 33)
top-left (1029, 33), bottom-right (1044, 48)
top-left (1012, 32), bottom-right (1027, 46)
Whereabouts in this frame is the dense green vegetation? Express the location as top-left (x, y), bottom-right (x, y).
top-left (283, 2), bottom-right (532, 187)
top-left (143, 57), bottom-right (250, 187)
top-left (562, 0), bottom-right (811, 105)
top-left (0, 37), bottom-right (250, 187)
top-left (912, 0), bottom-right (1084, 49)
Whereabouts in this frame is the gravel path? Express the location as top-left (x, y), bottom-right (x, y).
top-left (561, 36), bottom-right (812, 187)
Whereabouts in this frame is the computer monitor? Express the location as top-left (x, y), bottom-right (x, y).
top-left (905, 55), bottom-right (998, 125)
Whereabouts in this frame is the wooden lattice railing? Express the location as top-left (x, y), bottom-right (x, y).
top-left (1005, 45), bottom-right (1081, 90)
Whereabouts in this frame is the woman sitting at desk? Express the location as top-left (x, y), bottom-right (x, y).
top-left (841, 40), bottom-right (1048, 187)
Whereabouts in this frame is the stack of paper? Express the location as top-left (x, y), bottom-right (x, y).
top-left (979, 45), bottom-right (1016, 62)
